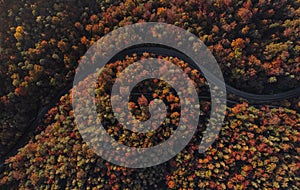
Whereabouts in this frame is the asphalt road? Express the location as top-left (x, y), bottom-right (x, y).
top-left (1, 44), bottom-right (299, 167)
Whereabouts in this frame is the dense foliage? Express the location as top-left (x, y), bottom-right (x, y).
top-left (0, 91), bottom-right (299, 189)
top-left (0, 0), bottom-right (299, 189)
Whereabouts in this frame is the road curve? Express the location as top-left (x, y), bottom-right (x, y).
top-left (1, 44), bottom-right (299, 166)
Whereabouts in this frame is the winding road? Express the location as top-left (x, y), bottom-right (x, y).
top-left (1, 44), bottom-right (299, 167)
